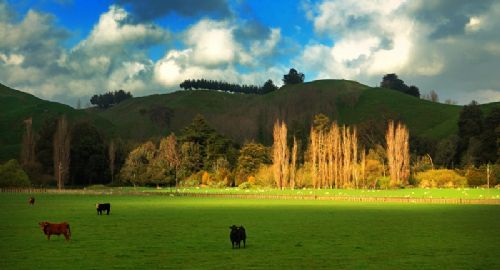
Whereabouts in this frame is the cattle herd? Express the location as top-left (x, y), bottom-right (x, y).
top-left (30, 197), bottom-right (111, 242)
top-left (30, 196), bottom-right (247, 248)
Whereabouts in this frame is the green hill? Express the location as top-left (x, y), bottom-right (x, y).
top-left (1, 80), bottom-right (498, 162)
top-left (0, 83), bottom-right (113, 162)
top-left (89, 79), bottom-right (497, 145)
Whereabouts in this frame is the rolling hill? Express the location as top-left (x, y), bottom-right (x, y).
top-left (1, 80), bottom-right (498, 162)
top-left (89, 79), bottom-right (477, 144)
top-left (0, 83), bottom-right (113, 162)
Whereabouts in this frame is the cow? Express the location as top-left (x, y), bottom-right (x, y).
top-left (28, 196), bottom-right (35, 205)
top-left (38, 221), bottom-right (71, 241)
top-left (96, 203), bottom-right (111, 215)
top-left (229, 225), bottom-right (246, 249)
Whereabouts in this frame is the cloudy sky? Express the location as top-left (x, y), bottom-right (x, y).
top-left (1, 0), bottom-right (499, 106)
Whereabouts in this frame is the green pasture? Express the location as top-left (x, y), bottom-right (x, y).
top-left (88, 186), bottom-right (500, 200)
top-left (0, 193), bottom-right (499, 269)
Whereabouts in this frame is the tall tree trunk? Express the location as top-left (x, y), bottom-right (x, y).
top-left (53, 115), bottom-right (70, 189)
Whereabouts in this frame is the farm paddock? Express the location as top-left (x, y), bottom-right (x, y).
top-left (0, 193), bottom-right (498, 269)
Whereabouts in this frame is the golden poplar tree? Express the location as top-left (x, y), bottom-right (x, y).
top-left (386, 121), bottom-right (410, 187)
top-left (272, 120), bottom-right (289, 189)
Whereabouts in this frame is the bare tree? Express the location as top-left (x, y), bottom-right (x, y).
top-left (21, 117), bottom-right (36, 167)
top-left (272, 120), bottom-right (289, 189)
top-left (162, 133), bottom-right (180, 186)
top-left (430, 90), bottom-right (439, 103)
top-left (53, 115), bottom-right (70, 189)
top-left (386, 121), bottom-right (410, 187)
top-left (289, 137), bottom-right (297, 190)
top-left (109, 140), bottom-right (116, 183)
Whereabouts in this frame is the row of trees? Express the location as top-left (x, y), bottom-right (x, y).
top-left (179, 79), bottom-right (277, 94)
top-left (20, 116), bottom-right (122, 187)
top-left (16, 104), bottom-right (498, 189)
top-left (90, 90), bottom-right (133, 109)
top-left (179, 68), bottom-right (306, 95)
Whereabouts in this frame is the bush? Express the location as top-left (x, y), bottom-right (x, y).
top-left (238, 182), bottom-right (254, 189)
top-left (376, 176), bottom-right (391, 189)
top-left (254, 165), bottom-right (274, 187)
top-left (414, 169), bottom-right (467, 188)
top-left (0, 159), bottom-right (31, 187)
top-left (464, 165), bottom-right (498, 187)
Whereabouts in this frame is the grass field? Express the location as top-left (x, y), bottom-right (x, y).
top-left (0, 193), bottom-right (499, 269)
top-left (86, 186), bottom-right (500, 200)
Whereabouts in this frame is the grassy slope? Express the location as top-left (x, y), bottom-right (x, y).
top-left (91, 80), bottom-right (495, 145)
top-left (0, 83), bottom-right (114, 162)
top-left (0, 194), bottom-right (498, 270)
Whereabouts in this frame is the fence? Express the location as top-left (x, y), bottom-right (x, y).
top-left (1, 188), bottom-right (499, 205)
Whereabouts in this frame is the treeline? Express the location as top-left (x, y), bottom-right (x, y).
top-left (178, 68), bottom-right (305, 94)
top-left (380, 73), bottom-right (420, 98)
top-left (90, 90), bottom-right (132, 109)
top-left (10, 103), bottom-right (499, 189)
top-left (179, 79), bottom-right (278, 94)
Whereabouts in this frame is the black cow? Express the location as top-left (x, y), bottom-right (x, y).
top-left (229, 225), bottom-right (246, 249)
top-left (96, 203), bottom-right (110, 215)
top-left (28, 196), bottom-right (35, 205)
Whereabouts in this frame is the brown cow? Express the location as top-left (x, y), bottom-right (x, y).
top-left (38, 221), bottom-right (71, 241)
top-left (28, 197), bottom-right (35, 205)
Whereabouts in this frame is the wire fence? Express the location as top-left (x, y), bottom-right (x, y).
top-left (1, 188), bottom-right (499, 205)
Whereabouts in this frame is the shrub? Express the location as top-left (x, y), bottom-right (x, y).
top-left (464, 165), bottom-right (498, 187)
top-left (238, 182), bottom-right (254, 189)
top-left (254, 165), bottom-right (274, 187)
top-left (414, 169), bottom-right (467, 188)
top-left (0, 159), bottom-right (31, 187)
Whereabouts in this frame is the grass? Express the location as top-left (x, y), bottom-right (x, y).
top-left (0, 193), bottom-right (499, 269)
top-left (86, 186), bottom-right (500, 200)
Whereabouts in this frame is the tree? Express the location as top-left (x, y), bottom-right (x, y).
top-left (53, 115), bottom-right (70, 189)
top-left (457, 101), bottom-right (483, 165)
top-left (70, 121), bottom-right (107, 185)
top-left (0, 159), bottom-right (30, 187)
top-left (434, 136), bottom-right (458, 168)
top-left (20, 117), bottom-right (36, 168)
top-left (153, 134), bottom-right (180, 187)
top-left (120, 141), bottom-right (156, 186)
top-left (180, 114), bottom-right (236, 172)
top-left (109, 140), bottom-right (116, 183)
top-left (385, 121), bottom-right (410, 187)
top-left (283, 68), bottom-right (304, 85)
top-left (236, 142), bottom-right (271, 183)
top-left (290, 137), bottom-right (298, 190)
top-left (261, 79), bottom-right (278, 94)
top-left (272, 120), bottom-right (289, 189)
top-left (380, 73), bottom-right (420, 98)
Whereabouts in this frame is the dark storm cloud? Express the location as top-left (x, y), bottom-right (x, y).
top-left (412, 0), bottom-right (495, 39)
top-left (115, 0), bottom-right (230, 21)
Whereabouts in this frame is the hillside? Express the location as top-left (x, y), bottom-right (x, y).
top-left (89, 79), bottom-right (486, 145)
top-left (0, 83), bottom-right (113, 162)
top-left (2, 80), bottom-right (498, 163)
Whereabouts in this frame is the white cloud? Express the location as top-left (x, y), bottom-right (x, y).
top-left (78, 5), bottom-right (168, 48)
top-left (299, 0), bottom-right (500, 103)
top-left (185, 19), bottom-right (237, 66)
top-left (154, 18), bottom-right (284, 88)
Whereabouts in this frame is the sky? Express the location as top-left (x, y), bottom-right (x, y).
top-left (1, 0), bottom-right (499, 106)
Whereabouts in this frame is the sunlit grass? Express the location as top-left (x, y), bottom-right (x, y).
top-left (86, 186), bottom-right (500, 200)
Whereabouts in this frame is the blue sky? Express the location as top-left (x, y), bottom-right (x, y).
top-left (1, 0), bottom-right (499, 106)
